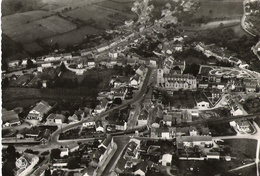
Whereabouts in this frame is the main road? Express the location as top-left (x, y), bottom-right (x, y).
top-left (49, 67), bottom-right (153, 146)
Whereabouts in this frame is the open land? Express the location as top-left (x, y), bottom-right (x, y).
top-left (2, 0), bottom-right (136, 61)
top-left (195, 0), bottom-right (244, 20)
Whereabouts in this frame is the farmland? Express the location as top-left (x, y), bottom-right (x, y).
top-left (194, 0), bottom-right (244, 20)
top-left (42, 26), bottom-right (103, 48)
top-left (3, 15), bottom-right (77, 44)
top-left (2, 0), bottom-right (137, 62)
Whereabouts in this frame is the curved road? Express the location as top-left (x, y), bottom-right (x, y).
top-left (49, 67), bottom-right (152, 146)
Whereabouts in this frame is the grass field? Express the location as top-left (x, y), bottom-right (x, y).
top-left (224, 139), bottom-right (257, 160)
top-left (3, 15), bottom-right (77, 44)
top-left (42, 26), bottom-right (103, 48)
top-left (195, 0), bottom-right (244, 20)
top-left (2, 10), bottom-right (52, 30)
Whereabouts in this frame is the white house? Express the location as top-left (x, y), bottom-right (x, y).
top-left (161, 154), bottom-right (172, 166)
top-left (230, 105), bottom-right (243, 116)
top-left (129, 74), bottom-right (140, 88)
top-left (95, 120), bottom-right (104, 132)
top-left (133, 161), bottom-right (147, 176)
top-left (60, 148), bottom-right (69, 157)
top-left (94, 98), bottom-right (109, 114)
top-left (138, 108), bottom-right (149, 126)
top-left (197, 101), bottom-right (210, 109)
top-left (27, 101), bottom-right (52, 121)
top-left (82, 118), bottom-right (95, 128)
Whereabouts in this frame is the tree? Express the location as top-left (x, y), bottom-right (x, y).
top-left (67, 157), bottom-right (80, 169)
top-left (50, 148), bottom-right (61, 160)
top-left (114, 98), bottom-right (122, 105)
top-left (27, 58), bottom-right (34, 68)
top-left (60, 62), bottom-right (67, 72)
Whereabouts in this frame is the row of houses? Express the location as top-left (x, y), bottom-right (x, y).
top-left (194, 42), bottom-right (249, 68)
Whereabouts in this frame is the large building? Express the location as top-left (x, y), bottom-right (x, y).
top-left (157, 58), bottom-right (197, 90)
top-left (157, 70), bottom-right (197, 90)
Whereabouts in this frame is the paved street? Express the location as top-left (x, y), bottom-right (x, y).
top-left (102, 136), bottom-right (130, 176)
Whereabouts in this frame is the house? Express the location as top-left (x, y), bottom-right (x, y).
top-left (67, 143), bottom-right (80, 152)
top-left (198, 81), bottom-right (209, 89)
top-left (19, 128), bottom-right (39, 139)
top-left (207, 152), bottom-right (220, 160)
top-left (230, 102), bottom-right (243, 116)
top-left (236, 120), bottom-right (251, 133)
top-left (82, 118), bottom-right (95, 128)
top-left (197, 101), bottom-right (210, 109)
top-left (138, 108), bottom-right (149, 126)
top-left (109, 121), bottom-right (128, 131)
top-left (60, 148), bottom-right (69, 157)
top-left (73, 109), bottom-right (85, 120)
top-left (87, 58), bottom-right (95, 68)
top-left (2, 108), bottom-right (21, 127)
top-left (176, 136), bottom-right (213, 149)
top-left (46, 114), bottom-right (65, 125)
top-left (124, 139), bottom-right (141, 160)
top-left (94, 98), bottom-right (109, 114)
top-left (150, 127), bottom-right (172, 139)
top-left (27, 101), bottom-right (52, 121)
top-left (136, 65), bottom-right (146, 77)
top-left (161, 154), bottom-right (172, 166)
top-left (95, 120), bottom-right (104, 132)
top-left (133, 161), bottom-right (148, 176)
top-left (37, 129), bottom-right (51, 145)
top-left (129, 74), bottom-right (141, 88)
top-left (163, 114), bottom-right (173, 126)
top-left (94, 135), bottom-right (115, 167)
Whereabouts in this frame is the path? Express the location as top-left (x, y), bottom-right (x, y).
top-left (241, 0), bottom-right (257, 37)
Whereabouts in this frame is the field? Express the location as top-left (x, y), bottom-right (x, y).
top-left (194, 0), bottom-right (244, 20)
top-left (224, 139), bottom-right (257, 160)
top-left (42, 26), bottom-right (103, 48)
top-left (96, 0), bottom-right (133, 12)
top-left (3, 15), bottom-right (77, 44)
top-left (2, 0), bottom-right (137, 61)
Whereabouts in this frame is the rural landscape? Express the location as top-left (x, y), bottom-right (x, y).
top-left (2, 0), bottom-right (260, 176)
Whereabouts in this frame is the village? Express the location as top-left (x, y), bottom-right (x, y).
top-left (2, 0), bottom-right (260, 176)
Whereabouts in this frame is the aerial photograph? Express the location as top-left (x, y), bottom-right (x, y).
top-left (1, 0), bottom-right (260, 175)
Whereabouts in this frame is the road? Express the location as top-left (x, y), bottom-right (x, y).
top-left (241, 0), bottom-right (257, 37)
top-left (102, 136), bottom-right (130, 176)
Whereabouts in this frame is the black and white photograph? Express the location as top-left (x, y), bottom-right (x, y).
top-left (1, 0), bottom-right (260, 175)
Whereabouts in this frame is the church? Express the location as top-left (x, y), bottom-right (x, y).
top-left (157, 58), bottom-right (197, 90)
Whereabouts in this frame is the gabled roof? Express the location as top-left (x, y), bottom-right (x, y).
top-left (139, 109), bottom-right (148, 120)
top-left (102, 135), bottom-right (112, 147)
top-left (31, 101), bottom-right (51, 114)
top-left (100, 98), bottom-right (109, 108)
top-left (134, 161), bottom-right (147, 172)
top-left (95, 120), bottom-right (103, 128)
top-left (2, 108), bottom-right (20, 124)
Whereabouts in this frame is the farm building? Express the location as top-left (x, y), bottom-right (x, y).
top-left (27, 101), bottom-right (52, 121)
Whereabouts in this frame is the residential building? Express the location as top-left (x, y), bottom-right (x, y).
top-left (197, 101), bottom-right (210, 109)
top-left (176, 136), bottom-right (213, 149)
top-left (46, 114), bottom-right (65, 125)
top-left (138, 108), bottom-right (149, 126)
top-left (161, 154), bottom-right (172, 166)
top-left (94, 98), bottom-right (109, 114)
top-left (129, 74), bottom-right (141, 88)
top-left (136, 65), bottom-right (146, 77)
top-left (95, 120), bottom-right (104, 132)
top-left (2, 108), bottom-right (21, 127)
top-left (133, 161), bottom-right (148, 176)
top-left (27, 101), bottom-right (52, 121)
top-left (236, 120), bottom-right (251, 133)
top-left (82, 118), bottom-right (95, 128)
